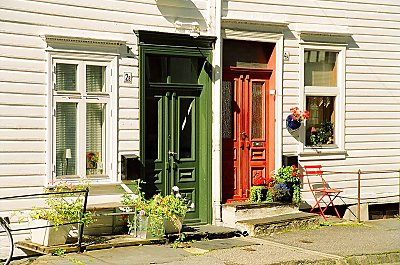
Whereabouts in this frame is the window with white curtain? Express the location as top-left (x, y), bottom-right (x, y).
top-left (53, 61), bottom-right (110, 179)
top-left (301, 46), bottom-right (345, 151)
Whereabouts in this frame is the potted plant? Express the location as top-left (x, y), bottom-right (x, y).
top-left (286, 107), bottom-right (310, 130)
top-left (121, 184), bottom-right (190, 238)
top-left (160, 186), bottom-right (189, 234)
top-left (267, 183), bottom-right (291, 202)
top-left (249, 174), bottom-right (274, 203)
top-left (309, 121), bottom-right (334, 146)
top-left (29, 180), bottom-right (93, 246)
top-left (271, 165), bottom-right (302, 205)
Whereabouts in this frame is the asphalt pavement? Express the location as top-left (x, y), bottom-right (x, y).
top-left (11, 218), bottom-right (400, 265)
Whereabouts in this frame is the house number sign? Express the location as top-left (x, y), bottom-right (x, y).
top-left (124, 72), bottom-right (132, 84)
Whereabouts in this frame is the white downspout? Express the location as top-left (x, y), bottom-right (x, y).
top-left (212, 0), bottom-right (223, 225)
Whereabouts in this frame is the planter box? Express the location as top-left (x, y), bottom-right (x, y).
top-left (164, 216), bottom-right (184, 234)
top-left (30, 219), bottom-right (72, 246)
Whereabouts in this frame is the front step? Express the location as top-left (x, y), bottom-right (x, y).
top-left (237, 212), bottom-right (321, 236)
top-left (222, 202), bottom-right (299, 228)
top-left (165, 224), bottom-right (240, 243)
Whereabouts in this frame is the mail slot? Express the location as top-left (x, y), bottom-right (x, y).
top-left (121, 154), bottom-right (140, 180)
top-left (282, 155), bottom-right (298, 168)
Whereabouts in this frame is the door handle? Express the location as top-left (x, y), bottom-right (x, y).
top-left (241, 131), bottom-right (247, 140)
top-left (168, 151), bottom-right (177, 157)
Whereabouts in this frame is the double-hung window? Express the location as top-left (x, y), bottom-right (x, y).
top-left (52, 60), bottom-right (111, 179)
top-left (301, 45), bottom-right (345, 153)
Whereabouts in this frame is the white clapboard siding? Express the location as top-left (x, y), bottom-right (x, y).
top-left (118, 141), bottom-right (140, 152)
top-left (0, 106), bottom-right (45, 118)
top-left (223, 0), bottom-right (400, 206)
top-left (0, 82), bottom-right (46, 95)
top-left (0, 0), bottom-right (211, 215)
top-left (0, 129), bottom-right (45, 140)
top-left (0, 152), bottom-right (45, 165)
top-left (0, 177), bottom-right (45, 190)
top-left (0, 58), bottom-right (46, 74)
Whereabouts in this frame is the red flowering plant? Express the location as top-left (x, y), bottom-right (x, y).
top-left (253, 174), bottom-right (266, 186)
top-left (272, 165), bottom-right (302, 205)
top-left (289, 107), bottom-right (310, 123)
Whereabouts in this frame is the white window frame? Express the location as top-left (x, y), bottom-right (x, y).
top-left (299, 44), bottom-right (346, 159)
top-left (47, 51), bottom-right (118, 184)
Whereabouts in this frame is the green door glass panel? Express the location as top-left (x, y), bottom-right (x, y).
top-left (145, 55), bottom-right (205, 84)
top-left (179, 97), bottom-right (194, 159)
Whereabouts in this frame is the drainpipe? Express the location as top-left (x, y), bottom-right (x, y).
top-left (212, 0), bottom-right (223, 225)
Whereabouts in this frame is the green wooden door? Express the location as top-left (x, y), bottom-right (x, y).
top-left (138, 32), bottom-right (215, 225)
top-left (145, 88), bottom-right (201, 222)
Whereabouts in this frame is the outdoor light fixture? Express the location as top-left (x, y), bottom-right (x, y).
top-left (174, 20), bottom-right (200, 38)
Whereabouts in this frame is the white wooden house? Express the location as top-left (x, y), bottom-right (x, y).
top-left (1, 0), bottom-right (400, 247)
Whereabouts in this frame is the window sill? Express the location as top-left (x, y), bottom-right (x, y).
top-left (299, 148), bottom-right (347, 161)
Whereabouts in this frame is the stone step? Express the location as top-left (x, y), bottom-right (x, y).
top-left (236, 212), bottom-right (321, 236)
top-left (222, 202), bottom-right (300, 228)
top-left (165, 224), bottom-right (241, 243)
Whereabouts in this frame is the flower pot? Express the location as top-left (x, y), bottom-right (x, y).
top-left (163, 215), bottom-right (184, 234)
top-left (30, 219), bottom-right (72, 246)
top-left (286, 115), bottom-right (301, 130)
top-left (281, 182), bottom-right (294, 202)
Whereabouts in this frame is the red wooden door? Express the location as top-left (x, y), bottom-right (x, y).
top-left (222, 67), bottom-right (275, 202)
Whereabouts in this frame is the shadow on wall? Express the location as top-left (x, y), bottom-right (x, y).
top-left (156, 0), bottom-right (208, 32)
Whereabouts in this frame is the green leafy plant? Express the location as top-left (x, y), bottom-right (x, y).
top-left (172, 233), bottom-right (187, 248)
top-left (268, 183), bottom-right (291, 202)
top-left (309, 121), bottom-right (334, 146)
top-left (30, 180), bottom-right (93, 229)
top-left (121, 182), bottom-right (190, 237)
top-left (249, 186), bottom-right (264, 203)
top-left (272, 165), bottom-right (302, 205)
top-left (52, 248), bottom-right (65, 256)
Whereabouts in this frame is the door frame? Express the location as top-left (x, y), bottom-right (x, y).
top-left (137, 31), bottom-right (215, 225)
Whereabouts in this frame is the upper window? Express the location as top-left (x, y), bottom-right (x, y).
top-left (302, 48), bottom-right (344, 149)
top-left (53, 60), bottom-right (110, 179)
top-left (145, 55), bottom-right (205, 84)
top-left (304, 51), bottom-right (337, 87)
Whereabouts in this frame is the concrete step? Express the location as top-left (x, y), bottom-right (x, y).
top-left (222, 202), bottom-right (300, 228)
top-left (165, 224), bottom-right (241, 243)
top-left (236, 212), bottom-right (321, 236)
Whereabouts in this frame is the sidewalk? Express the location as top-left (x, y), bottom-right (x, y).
top-left (11, 218), bottom-right (400, 265)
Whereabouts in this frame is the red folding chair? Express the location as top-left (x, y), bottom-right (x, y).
top-left (304, 165), bottom-right (342, 221)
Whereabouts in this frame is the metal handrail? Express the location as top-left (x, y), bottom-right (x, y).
top-left (0, 188), bottom-right (89, 252)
